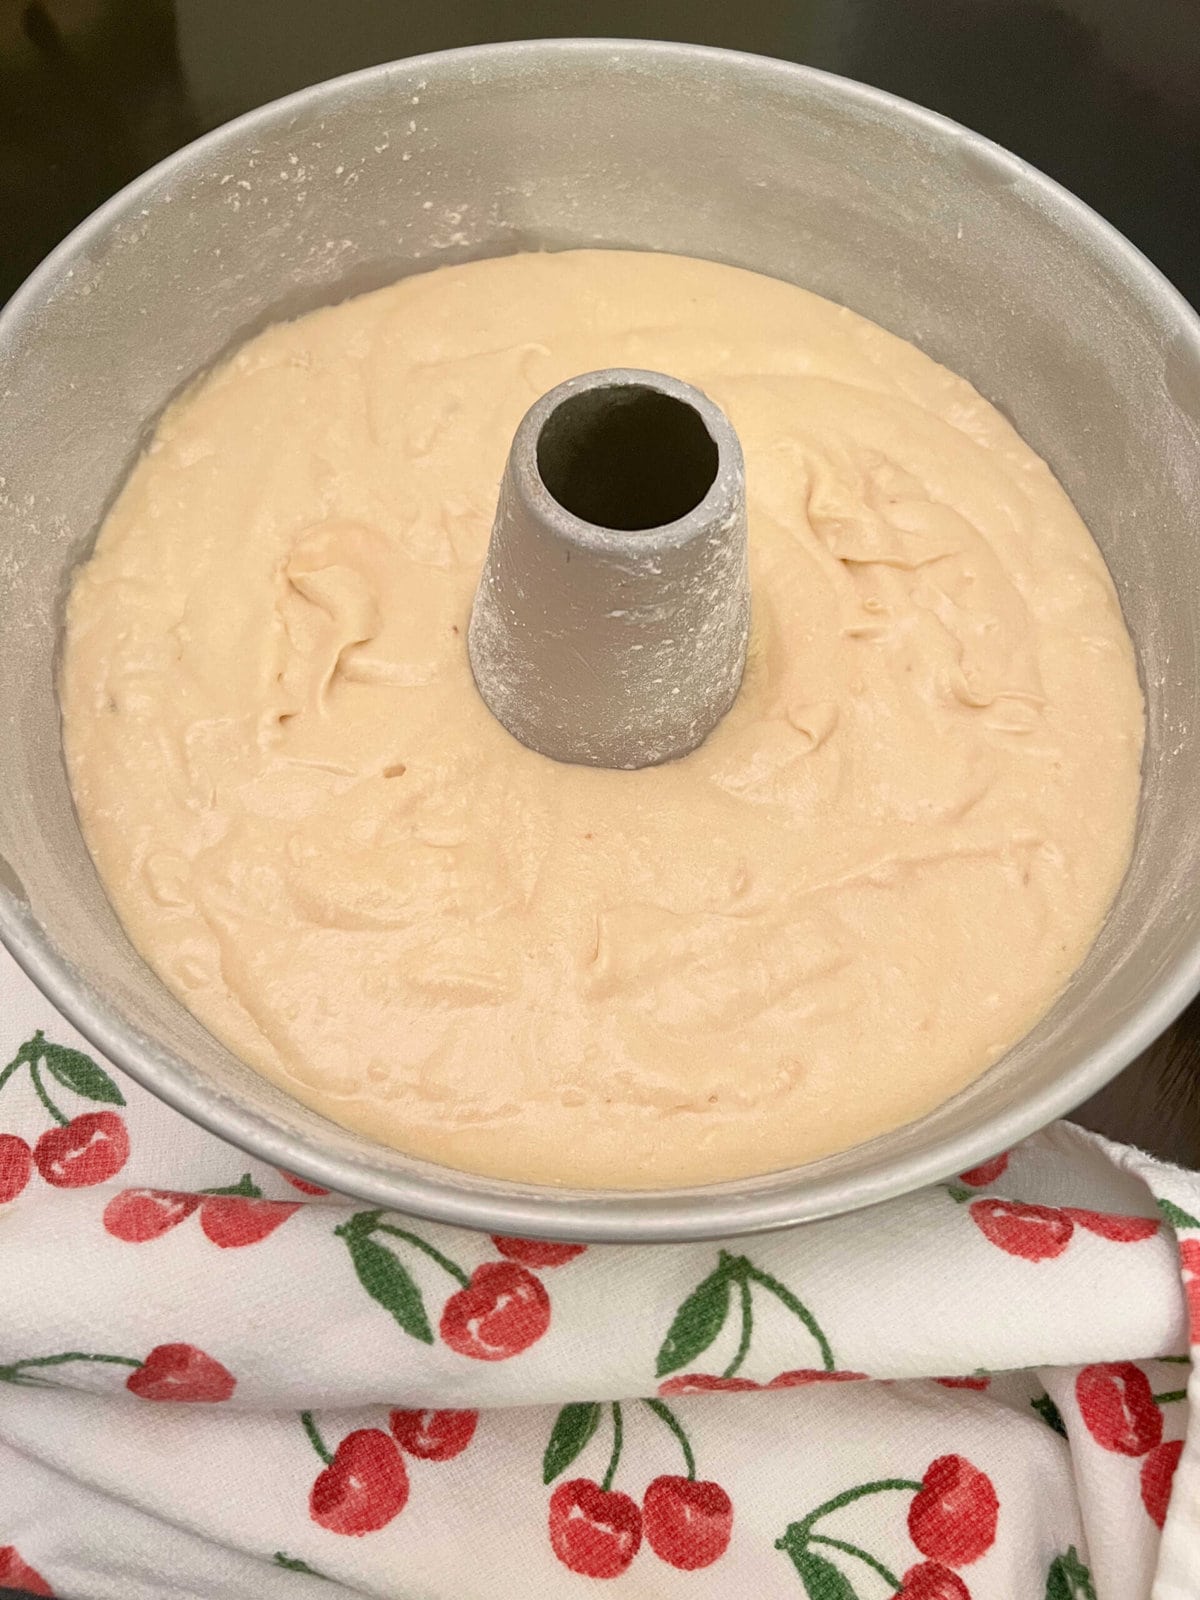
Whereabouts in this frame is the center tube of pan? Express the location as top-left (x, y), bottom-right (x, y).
top-left (468, 368), bottom-right (750, 770)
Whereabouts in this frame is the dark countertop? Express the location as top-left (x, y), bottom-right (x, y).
top-left (3, 0), bottom-right (1197, 1164)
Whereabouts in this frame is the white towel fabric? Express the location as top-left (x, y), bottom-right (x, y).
top-left (1, 944), bottom-right (1197, 1600)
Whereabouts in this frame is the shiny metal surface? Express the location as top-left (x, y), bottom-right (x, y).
top-left (469, 368), bottom-right (749, 769)
top-left (1, 39), bottom-right (1199, 1241)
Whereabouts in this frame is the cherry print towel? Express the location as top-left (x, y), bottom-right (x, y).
top-left (0, 947), bottom-right (1197, 1600)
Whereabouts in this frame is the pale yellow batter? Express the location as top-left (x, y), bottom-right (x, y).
top-left (61, 250), bottom-right (1144, 1188)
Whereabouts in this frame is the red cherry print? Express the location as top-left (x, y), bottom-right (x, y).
top-left (199, 1196), bottom-right (301, 1247)
top-left (642, 1475), bottom-right (733, 1570)
top-left (280, 1170), bottom-right (329, 1196)
top-left (908, 1455), bottom-right (999, 1567)
top-left (103, 1189), bottom-right (200, 1242)
top-left (768, 1369), bottom-right (867, 1388)
top-left (439, 1261), bottom-right (550, 1360)
top-left (897, 1561), bottom-right (971, 1599)
top-left (548, 1479), bottom-right (642, 1578)
top-left (935, 1377), bottom-right (990, 1391)
top-left (958, 1153), bottom-right (1009, 1188)
top-left (491, 1235), bottom-right (586, 1268)
top-left (658, 1375), bottom-right (761, 1395)
top-left (0, 1546), bottom-right (53, 1597)
top-left (1179, 1238), bottom-right (1200, 1341)
top-left (0, 1134), bottom-right (32, 1203)
top-left (388, 1407), bottom-right (477, 1461)
top-left (33, 1111), bottom-right (129, 1188)
top-left (310, 1429), bottom-right (408, 1535)
top-left (1063, 1209), bottom-right (1159, 1243)
top-left (125, 1343), bottom-right (236, 1402)
top-left (1140, 1438), bottom-right (1183, 1529)
top-left (1075, 1363), bottom-right (1162, 1456)
top-left (969, 1199), bottom-right (1073, 1261)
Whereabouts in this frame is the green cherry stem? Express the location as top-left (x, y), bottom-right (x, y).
top-left (1153, 1389), bottom-right (1188, 1405)
top-left (373, 1223), bottom-right (470, 1288)
top-left (300, 1410), bottom-right (334, 1466)
top-left (272, 1553), bottom-right (326, 1578)
top-left (1160, 1355), bottom-right (1190, 1365)
top-left (0, 1351), bottom-right (141, 1386)
top-left (808, 1533), bottom-right (901, 1590)
top-left (723, 1274), bottom-right (754, 1380)
top-left (780, 1478), bottom-right (925, 1545)
top-left (201, 1174), bottom-right (263, 1198)
top-left (641, 1398), bottom-right (696, 1480)
top-left (1, 1030), bottom-right (44, 1091)
top-left (745, 1265), bottom-right (835, 1372)
top-left (27, 1060), bottom-right (68, 1127)
top-left (600, 1402), bottom-right (624, 1493)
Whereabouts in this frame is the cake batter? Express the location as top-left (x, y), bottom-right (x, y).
top-left (61, 250), bottom-right (1144, 1187)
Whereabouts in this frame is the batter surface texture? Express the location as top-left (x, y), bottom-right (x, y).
top-left (61, 250), bottom-right (1144, 1187)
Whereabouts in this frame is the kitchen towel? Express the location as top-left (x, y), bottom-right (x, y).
top-left (0, 944), bottom-right (1196, 1600)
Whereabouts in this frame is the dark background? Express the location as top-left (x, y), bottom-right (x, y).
top-left (2, 0), bottom-right (1198, 1163)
